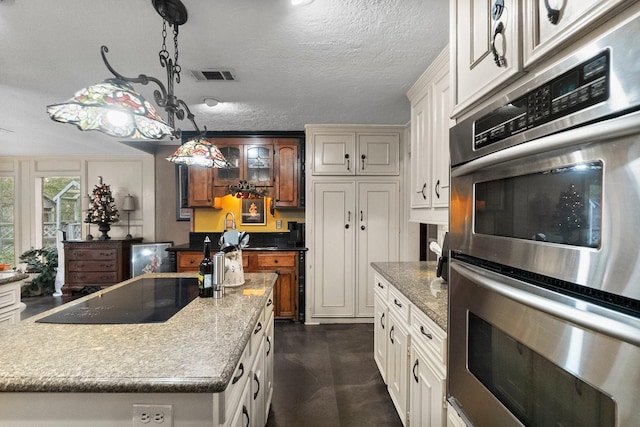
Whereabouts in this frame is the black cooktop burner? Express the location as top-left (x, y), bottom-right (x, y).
top-left (36, 277), bottom-right (199, 324)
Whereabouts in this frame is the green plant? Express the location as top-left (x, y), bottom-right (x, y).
top-left (19, 247), bottom-right (58, 296)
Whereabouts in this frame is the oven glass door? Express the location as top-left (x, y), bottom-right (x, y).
top-left (448, 260), bottom-right (640, 427)
top-left (475, 161), bottom-right (602, 248)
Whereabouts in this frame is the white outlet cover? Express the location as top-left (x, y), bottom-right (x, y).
top-left (132, 404), bottom-right (173, 427)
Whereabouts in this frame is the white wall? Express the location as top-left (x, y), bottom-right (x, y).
top-left (0, 155), bottom-right (155, 264)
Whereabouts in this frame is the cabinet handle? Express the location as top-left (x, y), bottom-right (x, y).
top-left (413, 359), bottom-right (419, 383)
top-left (491, 21), bottom-right (506, 67)
top-left (394, 299), bottom-right (402, 308)
top-left (435, 179), bottom-right (440, 199)
top-left (253, 373), bottom-right (260, 400)
top-left (266, 336), bottom-right (272, 356)
top-left (389, 325), bottom-right (395, 344)
top-left (381, 312), bottom-right (385, 329)
top-left (345, 153), bottom-right (350, 171)
top-left (377, 282), bottom-right (384, 289)
top-left (420, 326), bottom-right (433, 340)
top-left (232, 363), bottom-right (244, 384)
top-left (417, 183), bottom-right (427, 200)
top-left (544, 0), bottom-right (560, 24)
top-left (345, 210), bottom-right (351, 229)
top-left (254, 322), bottom-right (263, 335)
top-left (267, 298), bottom-right (273, 307)
top-left (361, 154), bottom-right (366, 170)
top-left (242, 405), bottom-right (249, 427)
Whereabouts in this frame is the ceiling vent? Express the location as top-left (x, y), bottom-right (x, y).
top-left (191, 69), bottom-right (236, 81)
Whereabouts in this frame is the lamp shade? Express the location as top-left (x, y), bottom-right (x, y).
top-left (122, 194), bottom-right (135, 212)
top-left (166, 138), bottom-right (228, 168)
top-left (46, 78), bottom-right (174, 139)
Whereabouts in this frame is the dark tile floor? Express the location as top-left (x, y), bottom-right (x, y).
top-left (267, 322), bottom-right (402, 427)
top-left (22, 297), bottom-right (402, 427)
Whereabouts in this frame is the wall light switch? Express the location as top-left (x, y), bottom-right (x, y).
top-left (276, 220), bottom-right (283, 229)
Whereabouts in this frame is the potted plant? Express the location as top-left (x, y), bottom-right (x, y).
top-left (19, 247), bottom-right (58, 297)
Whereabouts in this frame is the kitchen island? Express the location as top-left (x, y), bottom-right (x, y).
top-left (0, 272), bottom-right (277, 427)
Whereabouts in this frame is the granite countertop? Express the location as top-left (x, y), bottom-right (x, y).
top-left (371, 261), bottom-right (448, 331)
top-left (0, 272), bottom-right (276, 394)
top-left (0, 272), bottom-right (28, 286)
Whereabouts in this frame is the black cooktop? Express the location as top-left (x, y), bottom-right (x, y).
top-left (36, 277), bottom-right (199, 324)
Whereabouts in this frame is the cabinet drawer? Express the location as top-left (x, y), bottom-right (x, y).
top-left (255, 253), bottom-right (295, 269)
top-left (264, 289), bottom-right (274, 324)
top-left (0, 283), bottom-right (19, 310)
top-left (177, 253), bottom-right (201, 271)
top-left (374, 273), bottom-right (389, 300)
top-left (411, 307), bottom-right (447, 366)
top-left (388, 285), bottom-right (410, 323)
top-left (67, 248), bottom-right (117, 261)
top-left (250, 316), bottom-right (265, 358)
top-left (67, 260), bottom-right (117, 272)
top-left (66, 271), bottom-right (118, 284)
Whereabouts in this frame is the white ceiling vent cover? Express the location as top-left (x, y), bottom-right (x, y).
top-left (191, 69), bottom-right (236, 81)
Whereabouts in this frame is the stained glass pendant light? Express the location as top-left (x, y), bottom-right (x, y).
top-left (46, 0), bottom-right (196, 141)
top-left (46, 78), bottom-right (173, 139)
top-left (166, 139), bottom-right (228, 168)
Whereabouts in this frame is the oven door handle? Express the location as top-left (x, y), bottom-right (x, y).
top-left (451, 261), bottom-right (640, 347)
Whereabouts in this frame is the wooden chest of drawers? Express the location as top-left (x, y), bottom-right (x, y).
top-left (63, 239), bottom-right (142, 295)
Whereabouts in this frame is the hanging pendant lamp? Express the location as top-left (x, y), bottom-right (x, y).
top-left (166, 138), bottom-right (229, 168)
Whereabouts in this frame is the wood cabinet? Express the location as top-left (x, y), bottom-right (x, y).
top-left (407, 48), bottom-right (451, 225)
top-left (63, 239), bottom-right (141, 295)
top-left (177, 250), bottom-right (299, 321)
top-left (451, 0), bottom-right (635, 117)
top-left (308, 126), bottom-right (400, 176)
top-left (246, 251), bottom-right (298, 321)
top-left (309, 180), bottom-right (399, 319)
top-left (273, 139), bottom-right (301, 208)
top-left (188, 166), bottom-right (215, 207)
top-left (187, 137), bottom-right (304, 209)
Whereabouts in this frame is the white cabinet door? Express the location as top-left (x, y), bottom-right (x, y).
top-left (388, 310), bottom-right (410, 425)
top-left (229, 380), bottom-right (252, 427)
top-left (312, 133), bottom-right (356, 175)
top-left (311, 181), bottom-right (356, 317)
top-left (407, 48), bottom-right (450, 224)
top-left (410, 92), bottom-right (431, 210)
top-left (357, 134), bottom-right (400, 175)
top-left (250, 338), bottom-right (265, 427)
top-left (374, 293), bottom-right (389, 384)
top-left (452, 0), bottom-right (522, 115)
top-left (410, 344), bottom-right (446, 427)
top-left (264, 313), bottom-right (274, 421)
top-left (356, 181), bottom-right (399, 317)
top-left (431, 68), bottom-right (452, 210)
top-left (523, 0), bottom-right (634, 67)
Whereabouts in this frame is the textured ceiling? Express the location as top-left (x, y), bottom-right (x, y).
top-left (0, 0), bottom-right (449, 156)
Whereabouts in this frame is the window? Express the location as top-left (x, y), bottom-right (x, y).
top-left (0, 177), bottom-right (14, 265)
top-left (41, 177), bottom-right (81, 248)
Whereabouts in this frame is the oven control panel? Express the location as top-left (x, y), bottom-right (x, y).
top-left (474, 50), bottom-right (610, 149)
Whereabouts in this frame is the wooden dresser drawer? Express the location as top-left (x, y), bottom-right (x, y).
top-left (255, 253), bottom-right (296, 269)
top-left (67, 260), bottom-right (118, 272)
top-left (66, 248), bottom-right (117, 260)
top-left (177, 252), bottom-right (201, 271)
top-left (66, 271), bottom-right (118, 284)
top-left (411, 307), bottom-right (447, 366)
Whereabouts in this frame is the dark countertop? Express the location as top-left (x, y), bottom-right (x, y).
top-left (371, 261), bottom-right (448, 331)
top-left (168, 231), bottom-right (307, 252)
top-left (0, 272), bottom-right (276, 393)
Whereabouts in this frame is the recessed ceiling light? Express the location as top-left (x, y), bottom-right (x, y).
top-left (291, 0), bottom-right (313, 6)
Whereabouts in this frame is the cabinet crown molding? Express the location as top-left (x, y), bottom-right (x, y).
top-left (407, 46), bottom-right (450, 103)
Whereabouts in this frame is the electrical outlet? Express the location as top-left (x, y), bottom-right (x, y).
top-left (133, 404), bottom-right (173, 427)
top-left (276, 219), bottom-right (282, 229)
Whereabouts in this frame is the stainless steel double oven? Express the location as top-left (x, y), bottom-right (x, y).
top-left (448, 11), bottom-right (640, 427)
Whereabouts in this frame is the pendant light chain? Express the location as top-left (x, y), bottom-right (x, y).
top-left (173, 25), bottom-right (181, 83)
